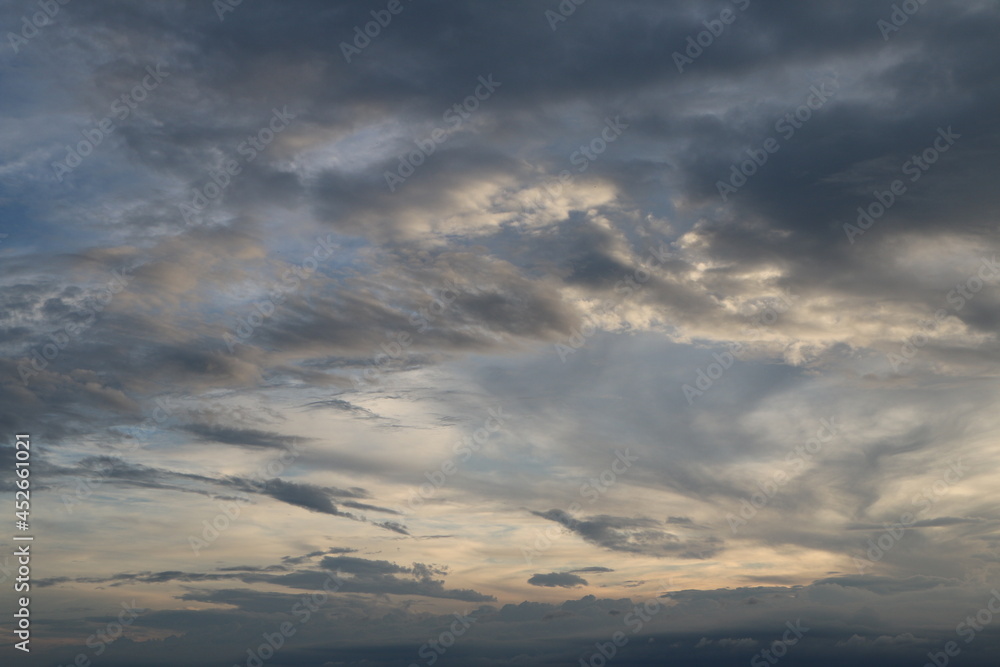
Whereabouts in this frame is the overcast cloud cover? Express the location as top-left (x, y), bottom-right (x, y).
top-left (1, 0), bottom-right (1000, 665)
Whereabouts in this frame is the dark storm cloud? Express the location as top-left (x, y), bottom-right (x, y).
top-left (33, 576), bottom-right (1000, 667)
top-left (8, 0), bottom-right (995, 447)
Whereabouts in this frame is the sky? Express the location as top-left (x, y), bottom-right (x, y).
top-left (1, 0), bottom-right (1000, 665)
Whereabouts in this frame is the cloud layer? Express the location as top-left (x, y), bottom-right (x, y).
top-left (1, 0), bottom-right (999, 664)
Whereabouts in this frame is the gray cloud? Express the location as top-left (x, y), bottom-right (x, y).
top-left (528, 572), bottom-right (589, 588)
top-left (180, 424), bottom-right (303, 450)
top-left (533, 509), bottom-right (724, 559)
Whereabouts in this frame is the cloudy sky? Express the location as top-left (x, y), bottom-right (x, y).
top-left (2, 0), bottom-right (1000, 665)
